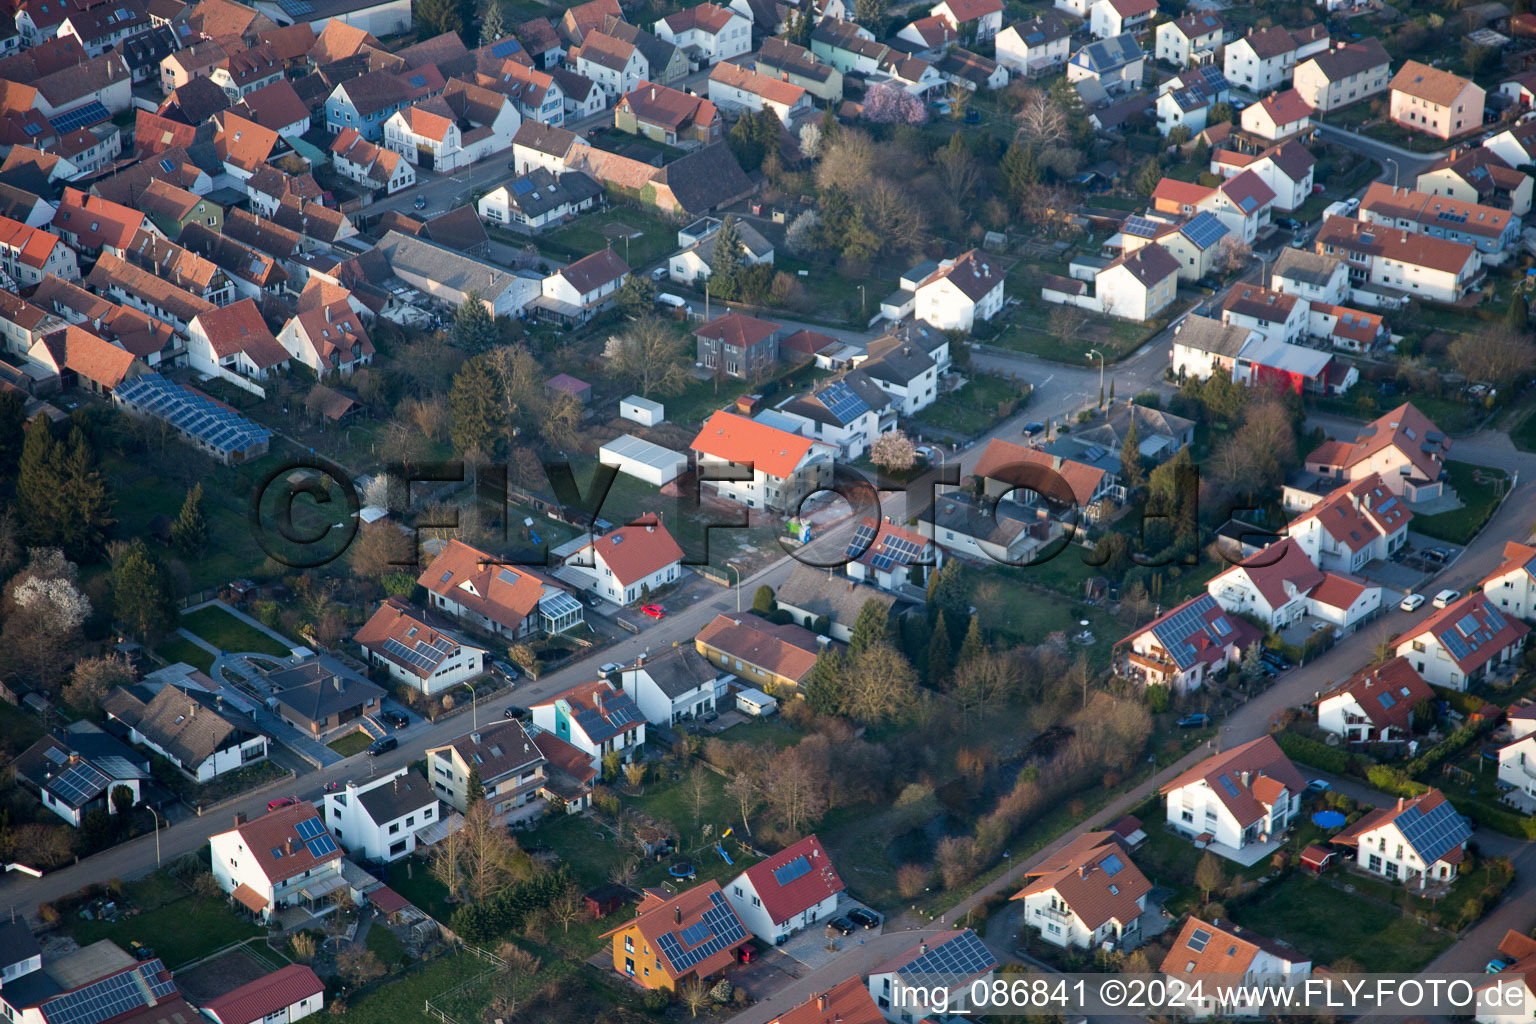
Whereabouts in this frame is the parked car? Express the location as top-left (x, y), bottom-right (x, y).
top-left (1400, 593), bottom-right (1426, 612)
top-left (1488, 957), bottom-right (1515, 974)
top-left (847, 908), bottom-right (880, 929)
top-left (651, 266), bottom-right (667, 281)
top-left (1304, 779), bottom-right (1331, 793)
top-left (1433, 589), bottom-right (1461, 608)
top-left (381, 710), bottom-right (408, 729)
top-left (642, 604), bottom-right (666, 619)
top-left (1261, 651), bottom-right (1290, 670)
top-left (601, 662), bottom-right (623, 675)
top-left (413, 196), bottom-right (427, 210)
top-left (1177, 714), bottom-right (1210, 728)
top-left (1023, 421), bottom-right (1045, 437)
top-left (268, 796), bottom-right (296, 811)
top-left (503, 706), bottom-right (529, 720)
top-left (826, 917), bottom-right (855, 937)
top-left (491, 659), bottom-right (520, 681)
top-left (368, 736), bottom-right (398, 756)
top-left (1276, 217), bottom-right (1300, 231)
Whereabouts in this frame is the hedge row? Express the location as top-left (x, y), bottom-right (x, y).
top-left (1275, 733), bottom-right (1356, 775)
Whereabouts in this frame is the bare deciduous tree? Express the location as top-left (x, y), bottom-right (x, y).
top-left (1450, 324), bottom-right (1536, 387)
top-left (814, 129), bottom-right (875, 195)
top-left (843, 643), bottom-right (920, 724)
top-left (951, 650), bottom-right (1020, 720)
top-left (1014, 89), bottom-right (1068, 147)
top-left (604, 317), bottom-right (692, 398)
top-left (725, 770), bottom-right (760, 835)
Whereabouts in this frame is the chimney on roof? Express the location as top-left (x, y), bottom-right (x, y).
top-left (286, 837), bottom-right (295, 854)
top-left (472, 732), bottom-right (481, 744)
top-left (235, 811), bottom-right (247, 826)
top-left (818, 994), bottom-right (828, 1012)
top-left (334, 675), bottom-right (342, 690)
top-left (1240, 770), bottom-right (1250, 787)
top-left (919, 942), bottom-right (927, 954)
top-left (675, 905), bottom-right (682, 925)
top-left (1398, 796), bottom-right (1405, 810)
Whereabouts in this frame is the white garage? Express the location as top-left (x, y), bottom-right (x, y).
top-left (599, 433), bottom-right (688, 487)
top-left (620, 395), bottom-right (664, 427)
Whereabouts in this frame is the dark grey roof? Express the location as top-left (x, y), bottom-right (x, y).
top-left (650, 142), bottom-right (754, 215)
top-left (1175, 313), bottom-right (1251, 357)
top-left (925, 491), bottom-right (1034, 547)
top-left (168, 76), bottom-right (232, 126)
top-left (632, 647), bottom-right (718, 699)
top-left (498, 167), bottom-right (603, 218)
top-left (781, 368), bottom-right (890, 427)
top-left (513, 119), bottom-right (579, 157)
top-left (1072, 32), bottom-right (1141, 74)
top-left (442, 719), bottom-right (542, 786)
top-left (13, 731), bottom-right (150, 805)
top-left (860, 338), bottom-right (934, 386)
top-left (269, 656), bottom-right (384, 723)
top-left (103, 684), bottom-right (256, 768)
top-left (1273, 247), bottom-right (1343, 287)
top-left (354, 770), bottom-right (436, 824)
top-left (0, 921), bottom-right (41, 972)
top-left (602, 18), bottom-right (680, 77)
top-left (773, 562), bottom-right (896, 625)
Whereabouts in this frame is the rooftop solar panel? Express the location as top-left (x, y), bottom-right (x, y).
top-left (295, 817), bottom-right (325, 839)
top-left (895, 930), bottom-right (996, 980)
top-left (845, 521), bottom-right (876, 560)
top-left (305, 833), bottom-right (338, 857)
top-left (1101, 853), bottom-right (1124, 876)
top-left (772, 855), bottom-right (812, 887)
top-left (49, 100), bottom-right (110, 135)
top-left (1188, 928), bottom-right (1212, 952)
top-left (49, 761), bottom-right (111, 806)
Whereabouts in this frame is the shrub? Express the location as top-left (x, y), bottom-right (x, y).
top-left (896, 862), bottom-right (931, 899)
top-left (643, 989), bottom-right (670, 1013)
top-left (1145, 683), bottom-right (1170, 714)
top-left (1275, 732), bottom-right (1352, 774)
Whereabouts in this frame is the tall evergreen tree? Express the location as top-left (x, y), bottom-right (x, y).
top-left (1120, 419), bottom-right (1146, 492)
top-left (849, 599), bottom-right (893, 653)
top-left (0, 390), bottom-right (25, 482)
top-left (956, 614), bottom-right (984, 667)
top-left (465, 765), bottom-right (484, 805)
top-left (111, 539), bottom-right (174, 640)
top-left (449, 355), bottom-right (504, 458)
top-left (926, 610), bottom-right (953, 687)
top-left (451, 292), bottom-right (499, 353)
top-left (171, 483), bottom-right (209, 559)
top-left (708, 215), bottom-right (745, 299)
top-left (56, 428), bottom-right (114, 560)
top-left (999, 143), bottom-right (1038, 210)
top-left (803, 649), bottom-right (847, 717)
top-left (16, 418), bottom-right (61, 544)
top-left (481, 0), bottom-right (507, 40)
top-left (1508, 292), bottom-right (1529, 331)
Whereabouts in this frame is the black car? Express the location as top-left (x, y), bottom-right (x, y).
top-left (503, 706), bottom-right (529, 720)
top-left (847, 908), bottom-right (880, 929)
top-left (1023, 421), bottom-right (1046, 437)
top-left (1261, 651), bottom-right (1291, 670)
top-left (381, 710), bottom-right (408, 729)
top-left (1276, 217), bottom-right (1300, 231)
top-left (367, 736), bottom-right (398, 756)
top-left (826, 917), bottom-right (855, 937)
top-left (1177, 714), bottom-right (1210, 728)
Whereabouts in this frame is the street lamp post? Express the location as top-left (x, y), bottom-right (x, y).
top-left (462, 681), bottom-right (478, 731)
top-left (1087, 348), bottom-right (1105, 409)
top-left (147, 807), bottom-right (162, 867)
top-left (726, 562), bottom-right (741, 613)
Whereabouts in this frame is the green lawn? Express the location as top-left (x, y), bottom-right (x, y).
top-left (1413, 461), bottom-right (1509, 544)
top-left (916, 373), bottom-right (1030, 437)
top-left (364, 925), bottom-right (406, 967)
top-left (773, 255), bottom-right (895, 324)
top-left (523, 814), bottom-right (625, 890)
top-left (1228, 873), bottom-right (1451, 972)
top-left (328, 731), bottom-right (373, 757)
top-left (990, 288), bottom-right (1156, 365)
top-left (384, 861), bottom-right (455, 923)
top-left (64, 891), bottom-right (262, 971)
top-left (330, 953), bottom-right (487, 1024)
top-left (154, 635), bottom-right (215, 674)
top-left (179, 605), bottom-right (293, 657)
top-left (543, 204), bottom-right (679, 270)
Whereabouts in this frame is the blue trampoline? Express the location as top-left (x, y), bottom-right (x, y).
top-left (1312, 810), bottom-right (1346, 829)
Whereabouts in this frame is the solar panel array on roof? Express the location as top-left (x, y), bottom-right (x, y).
top-left (1396, 800), bottom-right (1470, 866)
top-left (1147, 594), bottom-right (1229, 671)
top-left (1124, 215), bottom-right (1161, 238)
top-left (818, 380), bottom-right (869, 424)
top-left (408, 73), bottom-right (427, 88)
top-left (1101, 853), bottom-right (1124, 876)
top-left (381, 634), bottom-right (455, 673)
top-left (277, 0), bottom-right (313, 15)
top-left (1180, 212), bottom-right (1228, 250)
top-left (1217, 773), bottom-right (1240, 797)
top-left (114, 374), bottom-right (272, 456)
top-left (40, 962), bottom-right (176, 1024)
top-left (488, 37), bottom-right (524, 57)
top-left (654, 891), bottom-right (747, 973)
top-left (845, 520), bottom-right (876, 560)
top-left (867, 532), bottom-right (924, 573)
top-left (50, 101), bottom-right (110, 135)
top-left (512, 177), bottom-right (537, 195)
top-left (49, 761), bottom-right (111, 806)
top-left (896, 930), bottom-right (995, 979)
top-left (305, 833), bottom-right (338, 857)
top-left (295, 817), bottom-right (325, 840)
top-left (772, 855), bottom-right (811, 887)
top-left (1187, 928), bottom-right (1212, 952)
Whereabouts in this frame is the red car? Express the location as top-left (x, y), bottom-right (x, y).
top-left (267, 796), bottom-right (296, 811)
top-left (642, 604), bottom-right (666, 619)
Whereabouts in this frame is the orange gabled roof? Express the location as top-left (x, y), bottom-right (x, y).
top-left (1161, 916), bottom-right (1305, 978)
top-left (1013, 831), bottom-right (1150, 932)
top-left (601, 880), bottom-right (748, 983)
top-left (1153, 177), bottom-right (1215, 207)
top-left (768, 977), bottom-right (883, 1024)
top-left (581, 513), bottom-right (684, 587)
top-left (416, 538), bottom-right (551, 632)
top-left (972, 437), bottom-right (1105, 506)
top-left (1317, 656), bottom-right (1431, 735)
top-left (690, 409), bottom-right (821, 479)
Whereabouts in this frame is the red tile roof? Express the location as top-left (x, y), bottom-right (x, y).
top-left (973, 437), bottom-right (1105, 506)
top-left (193, 298), bottom-right (287, 368)
top-left (1161, 916), bottom-right (1305, 977)
top-left (50, 325), bottom-right (136, 390)
top-left (661, 2), bottom-right (739, 33)
top-left (1399, 590), bottom-right (1530, 673)
top-left (1316, 215), bottom-right (1478, 275)
top-left (1153, 177), bottom-right (1215, 208)
top-left (767, 977), bottom-right (883, 1024)
top-left (1256, 88), bottom-right (1312, 126)
top-left (695, 311), bottom-right (781, 348)
top-left (934, 0), bottom-right (1003, 25)
top-left (202, 966), bottom-right (323, 1024)
top-left (1290, 473), bottom-right (1411, 553)
top-left (919, 249), bottom-right (1002, 303)
top-left (741, 834), bottom-right (844, 925)
top-left (1308, 571), bottom-right (1370, 612)
top-left (582, 513), bottom-right (684, 587)
top-left (690, 409), bottom-right (821, 479)
top-left (354, 597), bottom-right (476, 680)
top-left (417, 538), bottom-right (550, 632)
top-left (1318, 656), bottom-right (1431, 735)
top-left (1391, 60), bottom-right (1477, 107)
top-left (1159, 736), bottom-right (1306, 828)
top-left (696, 611), bottom-right (822, 684)
top-left (709, 61), bottom-right (807, 107)
top-left (602, 880), bottom-right (748, 983)
top-left (223, 802), bottom-right (342, 884)
top-left (1209, 537), bottom-right (1322, 611)
top-left (1013, 831), bottom-right (1150, 931)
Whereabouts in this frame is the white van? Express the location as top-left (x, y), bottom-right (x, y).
top-left (655, 293), bottom-right (687, 310)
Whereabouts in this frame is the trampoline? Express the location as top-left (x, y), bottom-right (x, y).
top-left (668, 860), bottom-right (695, 879)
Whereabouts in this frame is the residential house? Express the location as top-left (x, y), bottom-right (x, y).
top-left (1222, 24), bottom-right (1328, 93)
top-left (558, 0), bottom-right (622, 46)
top-left (0, 214), bottom-right (80, 286)
top-left (1293, 38), bottom-right (1390, 112)
top-left (895, 15), bottom-right (957, 59)
top-left (936, 47), bottom-right (1007, 91)
top-left (1481, 541), bottom-right (1536, 621)
top-left (1314, 215), bottom-right (1483, 306)
top-left (138, 179), bottom-right (221, 239)
top-left (563, 514), bottom-right (685, 607)
top-left (1207, 536), bottom-right (1383, 632)
top-left (845, 517), bottom-right (939, 592)
top-left (1273, 247), bottom-right (1349, 305)
top-left (510, 119), bottom-right (579, 173)
top-left (1241, 88), bottom-right (1312, 142)
top-left (324, 69), bottom-right (412, 139)
top-left (603, 19), bottom-right (691, 86)
top-left (1160, 918), bottom-right (1311, 1017)
top-left (614, 646), bottom-right (720, 726)
top-left (913, 249), bottom-right (1004, 331)
top-left (690, 409), bottom-right (836, 511)
top-left (354, 596), bottom-right (486, 695)
top-left (1390, 61), bottom-right (1484, 140)
top-left (601, 882), bottom-right (750, 991)
top-left (477, 167), bottom-right (602, 231)
top-left (1201, 168), bottom-right (1276, 242)
top-left (1497, 733), bottom-right (1536, 801)
top-left (484, 60), bottom-right (567, 126)
top-left (928, 0), bottom-right (1003, 40)
top-left (530, 679), bottom-right (645, 769)
top-left (208, 803), bottom-right (345, 922)
top-left (417, 538), bottom-right (586, 638)
top-left (57, 0), bottom-right (150, 57)
top-left (754, 36), bottom-right (842, 101)
top-left (694, 312), bottom-right (783, 380)
top-left (973, 436), bottom-right (1113, 509)
top-left (375, 230), bottom-right (540, 317)
top-left (1116, 592), bottom-right (1263, 694)
top-left (772, 562), bottom-right (897, 643)
top-left (103, 680), bottom-right (268, 781)
top-left (1483, 118), bottom-right (1536, 173)
top-left (13, 731), bottom-right (150, 827)
top-left (1095, 243), bottom-right (1179, 321)
top-left (1288, 473), bottom-right (1412, 571)
top-left (811, 19), bottom-right (889, 77)
top-left (384, 79), bottom-right (521, 173)
top-left (919, 490), bottom-right (1060, 566)
top-left (52, 187), bottom-right (145, 261)
top-left (267, 656), bottom-right (385, 738)
top-left (180, 223), bottom-right (290, 301)
top-left (1317, 656), bottom-right (1432, 743)
top-left (995, 13), bottom-right (1073, 79)
top-left (200, 966), bottom-right (324, 1024)
top-left (1417, 147), bottom-right (1533, 217)
top-left (1155, 11), bottom-right (1228, 67)
top-left (668, 216), bottom-right (773, 283)
top-left (551, 65), bottom-right (608, 119)
top-left (725, 835), bottom-right (845, 943)
top-left (1393, 591), bottom-right (1529, 689)
top-left (537, 247), bottom-right (629, 322)
top-left (424, 719), bottom-right (547, 823)
top-left (186, 298), bottom-right (290, 389)
top-left (330, 127), bottom-right (416, 192)
top-left (1156, 65), bottom-right (1229, 136)
top-left (1067, 32), bottom-right (1142, 95)
top-left (695, 611), bottom-right (826, 690)
top-left (1359, 182), bottom-right (1520, 259)
top-left (572, 30), bottom-right (647, 100)
top-left (774, 369), bottom-right (894, 460)
top-left (653, 3), bottom-right (751, 63)
top-left (767, 979), bottom-right (883, 1024)
top-left (856, 324), bottom-right (948, 414)
top-left (1089, 0), bottom-right (1156, 41)
top-left (1160, 735), bottom-right (1306, 860)
top-left (1012, 831), bottom-right (1150, 949)
top-left (1221, 284), bottom-right (1306, 345)
top-left (1330, 789), bottom-right (1472, 886)
top-left (1171, 312), bottom-right (1257, 382)
top-left (321, 768), bottom-right (437, 862)
top-left (867, 931), bottom-right (997, 1022)
top-left (616, 81), bottom-right (721, 144)
top-left (1303, 401), bottom-right (1450, 501)
top-left (209, 44), bottom-right (283, 102)
top-left (276, 298), bottom-right (373, 377)
top-left (707, 60), bottom-right (811, 122)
